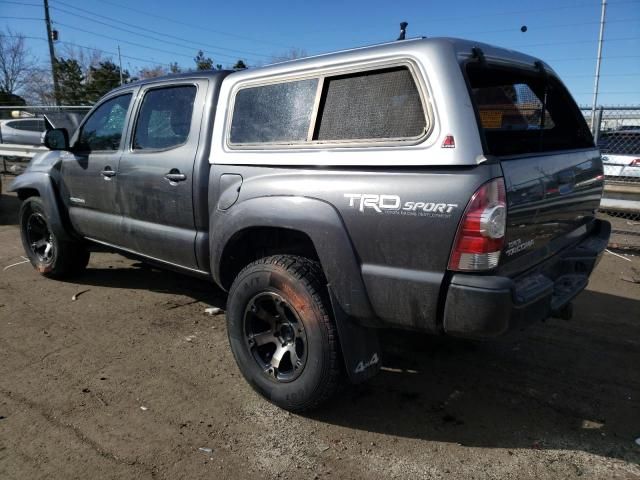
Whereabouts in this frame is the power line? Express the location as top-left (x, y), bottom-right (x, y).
top-left (575, 91), bottom-right (640, 94)
top-left (547, 54), bottom-right (640, 61)
top-left (51, 21), bottom-right (237, 62)
top-left (441, 0), bottom-right (640, 21)
top-left (449, 17), bottom-right (640, 37)
top-left (0, 16), bottom-right (44, 21)
top-left (299, 0), bottom-right (640, 37)
top-left (50, 1), bottom-right (273, 60)
top-left (0, 0), bottom-right (42, 6)
top-left (52, 19), bottom-right (260, 63)
top-left (557, 73), bottom-right (640, 77)
top-left (5, 0), bottom-right (638, 61)
top-left (1, 12), bottom-right (267, 64)
top-left (2, 34), bottom-right (178, 68)
top-left (513, 36), bottom-right (640, 48)
top-left (75, 0), bottom-right (294, 49)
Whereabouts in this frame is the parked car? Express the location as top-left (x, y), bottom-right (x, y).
top-left (599, 130), bottom-right (640, 180)
top-left (10, 37), bottom-right (610, 411)
top-left (0, 118), bottom-right (46, 145)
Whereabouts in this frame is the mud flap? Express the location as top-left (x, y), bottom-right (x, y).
top-left (329, 289), bottom-right (381, 384)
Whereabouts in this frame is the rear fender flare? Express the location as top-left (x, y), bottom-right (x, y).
top-left (210, 195), bottom-right (375, 321)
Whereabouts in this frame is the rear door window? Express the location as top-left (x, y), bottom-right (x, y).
top-left (466, 63), bottom-right (593, 156)
top-left (133, 85), bottom-right (197, 150)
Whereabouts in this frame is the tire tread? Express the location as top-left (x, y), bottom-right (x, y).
top-left (231, 254), bottom-right (342, 411)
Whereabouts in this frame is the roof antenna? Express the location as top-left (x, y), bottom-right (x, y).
top-left (397, 22), bottom-right (408, 40)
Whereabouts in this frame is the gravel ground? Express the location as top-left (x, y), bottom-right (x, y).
top-left (1, 175), bottom-right (639, 480)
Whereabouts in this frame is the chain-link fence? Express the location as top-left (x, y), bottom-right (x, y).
top-left (582, 106), bottom-right (640, 250)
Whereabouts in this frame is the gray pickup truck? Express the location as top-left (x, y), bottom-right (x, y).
top-left (10, 38), bottom-right (610, 411)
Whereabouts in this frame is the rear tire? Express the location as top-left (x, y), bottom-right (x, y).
top-left (19, 197), bottom-right (89, 278)
top-left (226, 255), bottom-right (342, 412)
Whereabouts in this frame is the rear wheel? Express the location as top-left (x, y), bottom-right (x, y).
top-left (227, 255), bottom-right (342, 412)
top-left (19, 197), bottom-right (89, 278)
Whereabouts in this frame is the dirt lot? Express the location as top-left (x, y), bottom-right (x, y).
top-left (0, 175), bottom-right (639, 480)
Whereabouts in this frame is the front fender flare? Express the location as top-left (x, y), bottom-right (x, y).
top-left (210, 195), bottom-right (375, 321)
top-left (9, 172), bottom-right (73, 241)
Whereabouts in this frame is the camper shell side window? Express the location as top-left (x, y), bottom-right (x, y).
top-left (227, 63), bottom-right (430, 149)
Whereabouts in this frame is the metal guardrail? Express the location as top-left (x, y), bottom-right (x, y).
top-left (0, 105), bottom-right (92, 115)
top-left (0, 143), bottom-right (47, 158)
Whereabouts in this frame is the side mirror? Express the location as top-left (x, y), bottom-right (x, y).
top-left (43, 128), bottom-right (69, 150)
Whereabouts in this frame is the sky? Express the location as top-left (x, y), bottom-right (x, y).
top-left (1, 0), bottom-right (639, 105)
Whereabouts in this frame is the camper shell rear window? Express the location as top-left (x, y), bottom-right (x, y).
top-left (465, 63), bottom-right (593, 156)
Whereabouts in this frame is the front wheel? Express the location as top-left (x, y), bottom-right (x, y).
top-left (226, 255), bottom-right (342, 412)
top-left (19, 197), bottom-right (89, 278)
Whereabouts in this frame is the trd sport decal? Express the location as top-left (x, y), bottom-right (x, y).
top-left (344, 193), bottom-right (458, 218)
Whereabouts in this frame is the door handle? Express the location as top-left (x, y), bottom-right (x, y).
top-left (164, 169), bottom-right (187, 182)
top-left (101, 167), bottom-right (116, 178)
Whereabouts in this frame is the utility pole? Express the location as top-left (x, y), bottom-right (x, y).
top-left (117, 45), bottom-right (123, 85)
top-left (590, 0), bottom-right (607, 133)
top-left (43, 0), bottom-right (60, 105)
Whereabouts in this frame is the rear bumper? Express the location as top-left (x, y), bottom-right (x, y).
top-left (442, 219), bottom-right (611, 337)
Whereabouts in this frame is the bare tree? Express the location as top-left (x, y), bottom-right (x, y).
top-left (270, 48), bottom-right (308, 64)
top-left (22, 67), bottom-right (55, 105)
top-left (0, 29), bottom-right (37, 94)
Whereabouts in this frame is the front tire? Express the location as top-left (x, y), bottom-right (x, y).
top-left (19, 197), bottom-right (89, 278)
top-left (227, 255), bottom-right (342, 412)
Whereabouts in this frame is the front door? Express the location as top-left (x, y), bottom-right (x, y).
top-left (60, 92), bottom-right (134, 244)
top-left (116, 82), bottom-right (203, 269)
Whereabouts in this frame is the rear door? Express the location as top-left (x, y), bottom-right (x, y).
top-left (116, 81), bottom-right (204, 269)
top-left (465, 62), bottom-right (603, 271)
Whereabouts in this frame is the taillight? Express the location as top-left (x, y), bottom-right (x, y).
top-left (630, 158), bottom-right (640, 167)
top-left (448, 177), bottom-right (507, 271)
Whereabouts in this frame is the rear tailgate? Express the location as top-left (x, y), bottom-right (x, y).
top-left (500, 150), bottom-right (603, 269)
top-left (465, 61), bottom-right (604, 271)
